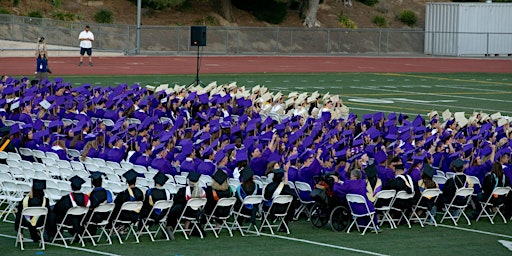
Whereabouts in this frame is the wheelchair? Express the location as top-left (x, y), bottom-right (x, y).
top-left (309, 175), bottom-right (351, 232)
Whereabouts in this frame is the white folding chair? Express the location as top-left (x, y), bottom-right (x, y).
top-left (409, 188), bottom-right (442, 227)
top-left (138, 200), bottom-right (174, 241)
top-left (346, 194), bottom-right (378, 235)
top-left (231, 195), bottom-right (263, 236)
top-left (120, 161), bottom-right (134, 171)
top-left (259, 195), bottom-right (293, 235)
top-left (7, 152), bottom-right (22, 161)
top-left (71, 161), bottom-right (86, 171)
top-left (174, 198), bottom-right (207, 239)
top-left (66, 149), bottom-right (82, 161)
top-left (45, 152), bottom-right (60, 161)
top-left (106, 161), bottom-right (122, 169)
top-left (15, 207), bottom-right (48, 250)
top-left (445, 172), bottom-right (456, 180)
top-left (440, 187), bottom-right (474, 226)
top-left (91, 158), bottom-right (106, 167)
top-left (110, 201), bottom-right (143, 244)
top-left (32, 150), bottom-right (46, 163)
top-left (204, 197), bottom-right (237, 238)
top-left (433, 175), bottom-right (447, 190)
top-left (293, 181), bottom-right (316, 220)
top-left (2, 180), bottom-right (30, 222)
top-left (82, 203), bottom-right (116, 246)
top-left (373, 189), bottom-right (397, 229)
top-left (174, 175), bottom-right (188, 185)
top-left (476, 186), bottom-right (511, 224)
top-left (199, 175), bottom-right (213, 186)
top-left (52, 206), bottom-right (89, 248)
top-left (18, 148), bottom-right (35, 162)
top-left (390, 190), bottom-right (414, 228)
top-left (132, 164), bottom-right (147, 175)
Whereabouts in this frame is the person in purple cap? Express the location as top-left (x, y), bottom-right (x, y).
top-left (50, 137), bottom-right (69, 161)
top-left (197, 147), bottom-right (216, 176)
top-left (151, 144), bottom-right (177, 176)
top-left (21, 127), bottom-right (37, 150)
top-left (406, 155), bottom-right (424, 185)
top-left (104, 136), bottom-right (125, 163)
top-left (134, 142), bottom-right (153, 168)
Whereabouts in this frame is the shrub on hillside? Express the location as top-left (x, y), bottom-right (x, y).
top-left (53, 11), bottom-right (75, 21)
top-left (356, 0), bottom-right (379, 7)
top-left (339, 13), bottom-right (357, 29)
top-left (28, 11), bottom-right (44, 18)
top-left (94, 9), bottom-right (114, 24)
top-left (50, 0), bottom-right (63, 8)
top-left (0, 8), bottom-right (10, 14)
top-left (195, 15), bottom-right (220, 26)
top-left (233, 0), bottom-right (287, 24)
top-left (398, 10), bottom-right (417, 27)
top-left (373, 15), bottom-right (386, 27)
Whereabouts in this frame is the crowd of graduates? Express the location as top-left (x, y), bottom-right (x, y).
top-left (2, 74), bottom-right (512, 241)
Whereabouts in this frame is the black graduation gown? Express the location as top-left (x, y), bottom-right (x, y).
top-left (140, 187), bottom-right (171, 222)
top-left (205, 186), bottom-right (233, 219)
top-left (167, 186), bottom-right (205, 228)
top-left (262, 182), bottom-right (298, 222)
top-left (440, 173), bottom-right (470, 207)
top-left (86, 187), bottom-right (113, 234)
top-left (482, 173), bottom-right (510, 206)
top-left (382, 175), bottom-right (414, 210)
top-left (14, 196), bottom-right (51, 242)
top-left (52, 192), bottom-right (89, 236)
top-left (111, 187), bottom-right (144, 224)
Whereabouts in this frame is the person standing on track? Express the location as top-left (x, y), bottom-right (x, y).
top-left (35, 37), bottom-right (49, 81)
top-left (78, 25), bottom-right (94, 67)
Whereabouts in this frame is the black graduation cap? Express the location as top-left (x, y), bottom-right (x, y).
top-left (422, 165), bottom-right (435, 178)
top-left (153, 171), bottom-right (169, 185)
top-left (33, 179), bottom-right (46, 190)
top-left (89, 171), bottom-right (105, 181)
top-left (240, 166), bottom-right (254, 181)
top-left (273, 168), bottom-right (285, 174)
top-left (212, 169), bottom-right (228, 184)
top-left (188, 172), bottom-right (201, 182)
top-left (451, 158), bottom-right (466, 170)
top-left (365, 164), bottom-right (378, 178)
top-left (69, 175), bottom-right (85, 188)
top-left (123, 169), bottom-right (138, 183)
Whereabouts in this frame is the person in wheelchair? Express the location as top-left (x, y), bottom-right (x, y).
top-left (332, 169), bottom-right (379, 230)
top-left (262, 162), bottom-right (298, 229)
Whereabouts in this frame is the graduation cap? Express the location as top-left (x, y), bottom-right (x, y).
top-left (89, 171), bottom-right (105, 181)
top-left (69, 175), bottom-right (86, 188)
top-left (9, 124), bottom-right (20, 135)
top-left (153, 171), bottom-right (169, 185)
top-left (123, 169), bottom-right (139, 183)
top-left (422, 165), bottom-right (435, 178)
top-left (153, 143), bottom-right (167, 155)
top-left (374, 150), bottom-right (387, 164)
top-left (273, 168), bottom-right (285, 174)
top-left (32, 179), bottom-right (46, 190)
top-left (412, 154), bottom-right (425, 164)
top-left (188, 172), bottom-right (201, 182)
top-left (365, 164), bottom-right (378, 178)
top-left (451, 158), bottom-right (466, 170)
top-left (212, 169), bottom-right (228, 184)
top-left (235, 150), bottom-right (248, 162)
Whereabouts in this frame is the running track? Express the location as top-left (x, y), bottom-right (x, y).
top-left (2, 56), bottom-right (511, 75)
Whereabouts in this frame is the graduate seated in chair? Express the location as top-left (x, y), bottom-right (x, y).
top-left (14, 179), bottom-right (52, 242)
top-left (205, 169), bottom-right (235, 226)
top-left (167, 172), bottom-right (206, 235)
top-left (85, 171), bottom-right (114, 235)
top-left (51, 176), bottom-right (91, 237)
top-left (262, 162), bottom-right (298, 228)
top-left (139, 171), bottom-right (172, 230)
top-left (110, 169), bottom-right (145, 233)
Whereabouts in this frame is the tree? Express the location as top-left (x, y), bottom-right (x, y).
top-left (302, 0), bottom-right (321, 27)
top-left (213, 0), bottom-right (235, 22)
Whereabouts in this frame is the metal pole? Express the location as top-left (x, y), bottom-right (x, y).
top-left (136, 0), bottom-right (141, 54)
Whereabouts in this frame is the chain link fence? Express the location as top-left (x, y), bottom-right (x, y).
top-left (2, 14), bottom-right (505, 56)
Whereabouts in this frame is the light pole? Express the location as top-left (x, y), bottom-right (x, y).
top-left (136, 0), bottom-right (141, 54)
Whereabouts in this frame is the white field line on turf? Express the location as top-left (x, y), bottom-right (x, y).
top-left (435, 84), bottom-right (510, 93)
top-left (258, 232), bottom-right (389, 256)
top-left (380, 99), bottom-right (507, 113)
top-left (0, 233), bottom-right (121, 256)
top-left (437, 224), bottom-right (512, 239)
top-left (357, 86), bottom-right (512, 104)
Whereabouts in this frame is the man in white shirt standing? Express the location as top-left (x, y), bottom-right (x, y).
top-left (78, 25), bottom-right (94, 67)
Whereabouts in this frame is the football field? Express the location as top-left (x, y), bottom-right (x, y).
top-left (1, 70), bottom-right (512, 255)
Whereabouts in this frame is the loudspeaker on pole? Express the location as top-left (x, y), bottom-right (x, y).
top-left (190, 26), bottom-right (207, 46)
